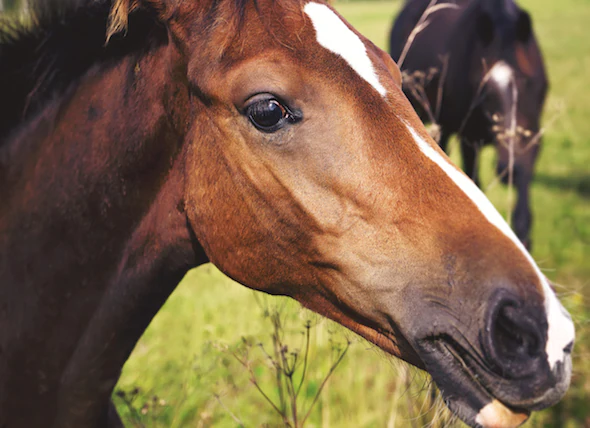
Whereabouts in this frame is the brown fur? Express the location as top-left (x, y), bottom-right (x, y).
top-left (0, 0), bottom-right (569, 426)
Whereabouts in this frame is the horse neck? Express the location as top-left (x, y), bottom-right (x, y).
top-left (0, 44), bottom-right (204, 424)
top-left (3, 48), bottom-right (192, 269)
top-left (439, 3), bottom-right (490, 127)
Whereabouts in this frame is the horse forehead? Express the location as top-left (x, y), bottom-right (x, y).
top-left (302, 2), bottom-right (386, 96)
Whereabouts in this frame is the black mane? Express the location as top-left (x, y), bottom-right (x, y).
top-left (0, 0), bottom-right (166, 141)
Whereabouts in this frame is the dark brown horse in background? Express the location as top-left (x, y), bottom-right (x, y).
top-left (0, 0), bottom-right (573, 427)
top-left (390, 0), bottom-right (548, 249)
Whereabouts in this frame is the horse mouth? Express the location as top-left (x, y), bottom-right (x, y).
top-left (417, 335), bottom-right (531, 428)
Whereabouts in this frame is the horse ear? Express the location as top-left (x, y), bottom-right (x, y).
top-left (476, 11), bottom-right (495, 46)
top-left (106, 0), bottom-right (167, 42)
top-left (107, 0), bottom-right (136, 41)
top-left (516, 10), bottom-right (532, 42)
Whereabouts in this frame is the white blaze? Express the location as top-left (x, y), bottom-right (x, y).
top-left (405, 123), bottom-right (574, 369)
top-left (490, 61), bottom-right (513, 89)
top-left (303, 2), bottom-right (386, 96)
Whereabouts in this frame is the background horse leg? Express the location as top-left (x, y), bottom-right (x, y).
top-left (460, 138), bottom-right (481, 187)
top-left (512, 167), bottom-right (533, 249)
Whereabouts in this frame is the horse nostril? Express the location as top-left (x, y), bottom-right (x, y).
top-left (493, 304), bottom-right (542, 359)
top-left (485, 297), bottom-right (547, 378)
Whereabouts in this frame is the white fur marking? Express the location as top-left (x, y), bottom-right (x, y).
top-left (405, 124), bottom-right (575, 369)
top-left (490, 61), bottom-right (513, 88)
top-left (303, 2), bottom-right (386, 96)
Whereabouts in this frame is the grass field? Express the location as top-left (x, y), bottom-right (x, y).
top-left (115, 0), bottom-right (590, 426)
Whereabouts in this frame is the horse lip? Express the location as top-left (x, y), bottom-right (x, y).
top-left (446, 333), bottom-right (569, 410)
top-left (416, 335), bottom-right (531, 427)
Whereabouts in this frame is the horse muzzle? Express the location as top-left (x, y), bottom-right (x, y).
top-left (413, 289), bottom-right (573, 428)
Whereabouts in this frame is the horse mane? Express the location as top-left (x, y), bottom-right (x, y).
top-left (0, 0), bottom-right (297, 144)
top-left (0, 0), bottom-right (166, 142)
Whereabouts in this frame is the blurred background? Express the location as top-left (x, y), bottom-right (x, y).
top-left (3, 0), bottom-right (588, 426)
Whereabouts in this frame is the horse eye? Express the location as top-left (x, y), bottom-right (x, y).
top-left (246, 98), bottom-right (291, 132)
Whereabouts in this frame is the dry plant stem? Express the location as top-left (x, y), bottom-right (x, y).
top-left (251, 374), bottom-right (291, 427)
top-left (486, 163), bottom-right (509, 191)
top-left (506, 77), bottom-right (519, 226)
top-left (417, 84), bottom-right (437, 125)
top-left (521, 106), bottom-right (563, 153)
top-left (261, 322), bottom-right (298, 425)
top-left (406, 78), bottom-right (437, 125)
top-left (401, 56), bottom-right (446, 144)
top-left (455, 60), bottom-right (520, 225)
top-left (295, 321), bottom-right (312, 399)
top-left (274, 313), bottom-right (300, 426)
top-left (457, 59), bottom-right (493, 137)
top-left (487, 107), bottom-right (562, 193)
top-left (300, 340), bottom-right (350, 427)
top-left (278, 341), bottom-right (298, 426)
top-left (271, 317), bottom-right (287, 415)
top-left (398, 1), bottom-right (453, 144)
top-left (484, 70), bottom-right (519, 223)
top-left (214, 394), bottom-right (245, 427)
top-left (230, 346), bottom-right (291, 425)
top-left (251, 364), bottom-right (290, 424)
top-left (397, 0), bottom-right (460, 69)
top-left (227, 308), bottom-right (349, 428)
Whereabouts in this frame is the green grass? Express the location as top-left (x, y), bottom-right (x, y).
top-left (115, 0), bottom-right (590, 426)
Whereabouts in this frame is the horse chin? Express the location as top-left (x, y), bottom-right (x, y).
top-left (474, 401), bottom-right (530, 428)
top-left (416, 338), bottom-right (531, 428)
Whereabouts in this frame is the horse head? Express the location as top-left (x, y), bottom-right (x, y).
top-left (148, 0), bottom-right (573, 425)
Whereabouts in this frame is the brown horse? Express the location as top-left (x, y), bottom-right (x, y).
top-left (0, 0), bottom-right (574, 427)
